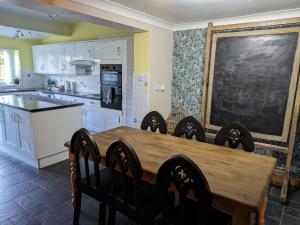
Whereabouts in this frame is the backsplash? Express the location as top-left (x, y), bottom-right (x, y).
top-left (43, 75), bottom-right (100, 93)
top-left (171, 28), bottom-right (300, 178)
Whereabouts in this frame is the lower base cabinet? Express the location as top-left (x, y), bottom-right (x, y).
top-left (54, 94), bottom-right (123, 133)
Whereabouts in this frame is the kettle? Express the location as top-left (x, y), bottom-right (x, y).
top-left (64, 81), bottom-right (71, 91)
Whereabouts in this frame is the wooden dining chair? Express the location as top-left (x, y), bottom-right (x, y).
top-left (214, 122), bottom-right (255, 152)
top-left (141, 111), bottom-right (168, 134)
top-left (156, 154), bottom-right (232, 225)
top-left (106, 139), bottom-right (163, 225)
top-left (173, 116), bottom-right (206, 142)
top-left (71, 128), bottom-right (110, 225)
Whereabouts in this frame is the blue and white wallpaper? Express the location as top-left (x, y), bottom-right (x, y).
top-left (171, 28), bottom-right (300, 178)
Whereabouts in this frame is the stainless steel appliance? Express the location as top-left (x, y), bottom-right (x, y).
top-left (100, 64), bottom-right (122, 110)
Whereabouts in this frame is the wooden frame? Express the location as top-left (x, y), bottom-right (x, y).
top-left (205, 27), bottom-right (300, 142)
top-left (201, 18), bottom-right (300, 203)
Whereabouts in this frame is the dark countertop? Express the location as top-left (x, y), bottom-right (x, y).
top-left (0, 94), bottom-right (83, 112)
top-left (40, 89), bottom-right (101, 100)
top-left (0, 88), bottom-right (101, 100)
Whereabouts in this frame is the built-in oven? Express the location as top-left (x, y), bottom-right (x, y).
top-left (100, 64), bottom-right (122, 110)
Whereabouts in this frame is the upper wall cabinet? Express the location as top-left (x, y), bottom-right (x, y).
top-left (52, 43), bottom-right (76, 75)
top-left (32, 38), bottom-right (125, 75)
top-left (95, 39), bottom-right (122, 60)
top-left (32, 45), bottom-right (53, 74)
top-left (74, 42), bottom-right (94, 60)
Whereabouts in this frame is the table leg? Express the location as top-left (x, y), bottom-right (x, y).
top-left (258, 195), bottom-right (268, 225)
top-left (70, 157), bottom-right (77, 207)
top-left (234, 206), bottom-right (255, 225)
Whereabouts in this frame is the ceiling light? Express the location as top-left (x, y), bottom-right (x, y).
top-left (48, 13), bottom-right (57, 22)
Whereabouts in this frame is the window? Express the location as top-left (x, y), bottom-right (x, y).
top-left (0, 50), bottom-right (21, 85)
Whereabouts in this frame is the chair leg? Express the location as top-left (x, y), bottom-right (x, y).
top-left (73, 191), bottom-right (82, 225)
top-left (108, 206), bottom-right (116, 225)
top-left (98, 201), bottom-right (107, 225)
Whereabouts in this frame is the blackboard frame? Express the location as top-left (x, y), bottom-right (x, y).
top-left (205, 27), bottom-right (300, 142)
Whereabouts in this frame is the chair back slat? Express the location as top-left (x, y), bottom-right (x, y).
top-left (215, 122), bottom-right (255, 152)
top-left (173, 116), bottom-right (206, 142)
top-left (156, 155), bottom-right (212, 211)
top-left (106, 139), bottom-right (143, 211)
top-left (141, 111), bottom-right (168, 134)
top-left (71, 128), bottom-right (102, 190)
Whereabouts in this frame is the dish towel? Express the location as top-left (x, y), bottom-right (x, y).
top-left (102, 86), bottom-right (112, 104)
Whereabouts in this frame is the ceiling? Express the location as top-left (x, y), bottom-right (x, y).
top-left (107, 0), bottom-right (300, 24)
top-left (0, 2), bottom-right (78, 25)
top-left (0, 25), bottom-right (51, 40)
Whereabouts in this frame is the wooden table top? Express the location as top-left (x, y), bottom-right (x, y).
top-left (68, 126), bottom-right (276, 211)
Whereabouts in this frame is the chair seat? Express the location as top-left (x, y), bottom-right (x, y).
top-left (78, 167), bottom-right (112, 200)
top-left (163, 198), bottom-right (232, 225)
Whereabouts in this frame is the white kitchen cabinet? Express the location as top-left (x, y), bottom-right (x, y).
top-left (14, 110), bottom-right (33, 154)
top-left (52, 43), bottom-right (75, 75)
top-left (102, 108), bottom-right (122, 130)
top-left (1, 107), bottom-right (33, 156)
top-left (75, 42), bottom-right (94, 60)
top-left (51, 44), bottom-right (64, 74)
top-left (96, 39), bottom-right (122, 60)
top-left (32, 45), bottom-right (53, 74)
top-left (0, 106), bottom-right (5, 143)
top-left (64, 43), bottom-right (76, 74)
top-left (3, 107), bottom-right (18, 150)
top-left (84, 100), bottom-right (103, 132)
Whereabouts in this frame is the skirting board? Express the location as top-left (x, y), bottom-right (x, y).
top-left (38, 150), bottom-right (69, 168)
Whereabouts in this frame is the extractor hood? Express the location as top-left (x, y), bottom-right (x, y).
top-left (70, 59), bottom-right (95, 66)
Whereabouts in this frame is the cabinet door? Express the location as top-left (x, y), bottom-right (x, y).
top-left (75, 42), bottom-right (94, 60)
top-left (52, 44), bottom-right (64, 74)
top-left (40, 45), bottom-right (53, 74)
top-left (14, 111), bottom-right (33, 154)
top-left (32, 46), bottom-right (44, 74)
top-left (98, 40), bottom-right (122, 60)
top-left (103, 108), bottom-right (122, 130)
top-left (0, 107), bottom-right (5, 143)
top-left (63, 43), bottom-right (76, 74)
top-left (3, 108), bottom-right (18, 149)
top-left (85, 105), bottom-right (104, 132)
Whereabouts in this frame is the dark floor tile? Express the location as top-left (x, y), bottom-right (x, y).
top-left (35, 202), bottom-right (73, 225)
top-left (9, 211), bottom-right (42, 225)
top-left (281, 213), bottom-right (300, 225)
top-left (0, 164), bottom-right (23, 177)
top-left (31, 187), bottom-right (71, 208)
top-left (0, 201), bottom-right (25, 222)
top-left (288, 189), bottom-right (300, 204)
top-left (0, 220), bottom-right (14, 225)
top-left (13, 194), bottom-right (45, 211)
top-left (284, 206), bottom-right (300, 218)
top-left (0, 173), bottom-right (28, 192)
top-left (266, 200), bottom-right (284, 221)
top-left (265, 216), bottom-right (280, 225)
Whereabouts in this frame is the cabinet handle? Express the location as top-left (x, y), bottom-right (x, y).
top-left (117, 47), bottom-right (121, 55)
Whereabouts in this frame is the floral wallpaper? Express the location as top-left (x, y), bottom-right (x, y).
top-left (171, 28), bottom-right (300, 178)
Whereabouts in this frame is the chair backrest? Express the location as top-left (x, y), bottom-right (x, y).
top-left (140, 111), bottom-right (168, 134)
top-left (71, 128), bottom-right (102, 190)
top-left (106, 139), bottom-right (143, 212)
top-left (173, 116), bottom-right (206, 142)
top-left (156, 155), bottom-right (212, 213)
top-left (214, 122), bottom-right (255, 152)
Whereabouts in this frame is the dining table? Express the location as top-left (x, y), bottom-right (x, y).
top-left (65, 126), bottom-right (277, 225)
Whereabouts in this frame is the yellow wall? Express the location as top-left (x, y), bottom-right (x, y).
top-left (0, 36), bottom-right (39, 69)
top-left (134, 32), bottom-right (150, 74)
top-left (40, 22), bottom-right (127, 44)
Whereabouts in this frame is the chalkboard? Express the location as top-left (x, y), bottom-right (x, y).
top-left (207, 30), bottom-right (300, 141)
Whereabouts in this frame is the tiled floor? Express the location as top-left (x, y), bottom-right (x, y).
top-left (0, 151), bottom-right (299, 225)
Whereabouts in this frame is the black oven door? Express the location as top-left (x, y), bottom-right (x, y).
top-left (100, 71), bottom-right (122, 87)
